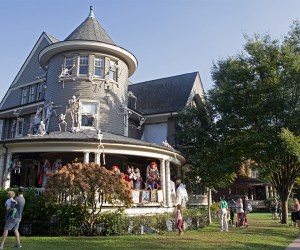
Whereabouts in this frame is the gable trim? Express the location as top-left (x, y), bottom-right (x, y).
top-left (0, 33), bottom-right (52, 109)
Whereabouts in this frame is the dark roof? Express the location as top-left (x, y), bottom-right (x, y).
top-left (128, 72), bottom-right (198, 114)
top-left (65, 16), bottom-right (115, 45)
top-left (1, 131), bottom-right (183, 155)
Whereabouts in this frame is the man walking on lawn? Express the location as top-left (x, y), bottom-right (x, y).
top-left (0, 187), bottom-right (25, 248)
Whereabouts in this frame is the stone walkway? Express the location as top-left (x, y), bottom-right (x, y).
top-left (285, 236), bottom-right (300, 250)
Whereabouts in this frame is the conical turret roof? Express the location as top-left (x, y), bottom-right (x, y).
top-left (65, 6), bottom-right (115, 45)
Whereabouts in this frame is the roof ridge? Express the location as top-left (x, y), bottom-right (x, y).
top-left (132, 72), bottom-right (198, 85)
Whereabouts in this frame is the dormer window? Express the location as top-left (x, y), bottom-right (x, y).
top-left (109, 61), bottom-right (116, 81)
top-left (29, 85), bottom-right (36, 102)
top-left (65, 57), bottom-right (73, 75)
top-left (79, 56), bottom-right (89, 75)
top-left (21, 88), bottom-right (28, 105)
top-left (94, 57), bottom-right (104, 78)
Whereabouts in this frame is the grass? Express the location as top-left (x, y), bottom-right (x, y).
top-left (1, 214), bottom-right (298, 249)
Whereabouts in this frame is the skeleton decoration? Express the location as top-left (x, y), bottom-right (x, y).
top-left (66, 95), bottom-right (81, 132)
top-left (52, 159), bottom-right (63, 173)
top-left (11, 109), bottom-right (23, 137)
top-left (58, 113), bottom-right (67, 132)
top-left (58, 64), bottom-right (74, 88)
top-left (145, 162), bottom-right (160, 190)
top-left (161, 139), bottom-right (178, 163)
top-left (28, 121), bottom-right (47, 137)
top-left (129, 116), bottom-right (146, 130)
top-left (128, 91), bottom-right (137, 109)
top-left (28, 107), bottom-right (43, 134)
top-left (12, 158), bottom-right (22, 174)
top-left (97, 130), bottom-right (106, 165)
top-left (104, 85), bottom-right (113, 105)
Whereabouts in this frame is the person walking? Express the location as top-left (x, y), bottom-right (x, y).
top-left (176, 204), bottom-right (183, 236)
top-left (0, 187), bottom-right (25, 249)
top-left (273, 197), bottom-right (278, 220)
top-left (290, 198), bottom-right (300, 236)
top-left (219, 195), bottom-right (228, 232)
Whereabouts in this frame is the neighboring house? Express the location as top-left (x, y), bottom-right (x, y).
top-left (0, 7), bottom-right (205, 213)
top-left (212, 160), bottom-right (274, 208)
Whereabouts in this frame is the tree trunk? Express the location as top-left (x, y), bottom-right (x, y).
top-left (208, 188), bottom-right (211, 224)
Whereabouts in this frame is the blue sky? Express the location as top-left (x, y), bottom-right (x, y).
top-left (0, 0), bottom-right (299, 101)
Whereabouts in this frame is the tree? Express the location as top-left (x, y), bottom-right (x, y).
top-left (176, 103), bottom-right (236, 222)
top-left (209, 21), bottom-right (300, 223)
top-left (44, 162), bottom-right (133, 229)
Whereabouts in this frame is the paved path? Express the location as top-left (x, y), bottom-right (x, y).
top-left (285, 236), bottom-right (300, 250)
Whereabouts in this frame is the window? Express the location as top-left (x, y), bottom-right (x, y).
top-left (15, 119), bottom-right (24, 137)
top-left (251, 170), bottom-right (258, 178)
top-left (81, 102), bottom-right (98, 127)
top-left (94, 57), bottom-right (104, 77)
top-left (29, 85), bottom-right (36, 102)
top-left (0, 120), bottom-right (3, 140)
top-left (109, 61), bottom-right (116, 81)
top-left (36, 83), bottom-right (44, 100)
top-left (21, 88), bottom-right (28, 105)
top-left (79, 56), bottom-right (89, 75)
top-left (65, 57), bottom-right (73, 75)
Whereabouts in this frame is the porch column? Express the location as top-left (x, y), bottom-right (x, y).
top-left (165, 160), bottom-right (172, 207)
top-left (4, 152), bottom-right (12, 190)
top-left (265, 185), bottom-right (269, 199)
top-left (95, 152), bottom-right (100, 165)
top-left (253, 186), bottom-right (256, 200)
top-left (83, 152), bottom-right (90, 164)
top-left (250, 190), bottom-right (253, 200)
top-left (0, 154), bottom-right (5, 188)
top-left (160, 159), bottom-right (166, 207)
top-left (270, 186), bottom-right (273, 198)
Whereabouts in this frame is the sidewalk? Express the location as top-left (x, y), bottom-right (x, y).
top-left (285, 236), bottom-right (300, 250)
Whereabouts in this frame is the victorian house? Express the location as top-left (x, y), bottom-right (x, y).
top-left (0, 7), bottom-right (205, 213)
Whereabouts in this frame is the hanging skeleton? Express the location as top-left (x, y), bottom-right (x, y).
top-left (28, 107), bottom-right (43, 135)
top-left (43, 99), bottom-right (61, 132)
top-left (66, 95), bottom-right (81, 132)
top-left (11, 109), bottom-right (23, 137)
top-left (129, 116), bottom-right (146, 130)
top-left (128, 91), bottom-right (137, 109)
top-left (58, 64), bottom-right (75, 88)
top-left (28, 120), bottom-right (47, 137)
top-left (97, 130), bottom-right (106, 165)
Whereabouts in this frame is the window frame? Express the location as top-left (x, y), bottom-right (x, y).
top-left (94, 57), bottom-right (104, 78)
top-left (29, 85), bottom-right (36, 103)
top-left (80, 99), bottom-right (100, 130)
top-left (65, 56), bottom-right (74, 76)
top-left (21, 87), bottom-right (29, 105)
top-left (78, 56), bottom-right (89, 76)
top-left (36, 83), bottom-right (44, 101)
top-left (15, 118), bottom-right (24, 138)
top-left (109, 60), bottom-right (117, 81)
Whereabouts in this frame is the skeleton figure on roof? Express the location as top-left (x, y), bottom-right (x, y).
top-left (146, 162), bottom-right (160, 190)
top-left (124, 165), bottom-right (135, 189)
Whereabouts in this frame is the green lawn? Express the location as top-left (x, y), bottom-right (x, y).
top-left (1, 214), bottom-right (298, 249)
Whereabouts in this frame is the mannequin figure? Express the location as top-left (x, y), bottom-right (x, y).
top-left (146, 162), bottom-right (160, 190)
top-left (38, 159), bottom-right (51, 187)
top-left (133, 168), bottom-right (144, 190)
top-left (52, 159), bottom-right (62, 173)
top-left (111, 166), bottom-right (120, 174)
top-left (124, 166), bottom-right (134, 189)
top-left (176, 184), bottom-right (189, 207)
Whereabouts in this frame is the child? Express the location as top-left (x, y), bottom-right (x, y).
top-left (227, 209), bottom-right (231, 227)
top-left (177, 204), bottom-right (183, 236)
top-left (229, 207), bottom-right (234, 227)
top-left (5, 191), bottom-right (17, 219)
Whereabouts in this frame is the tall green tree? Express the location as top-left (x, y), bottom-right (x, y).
top-left (209, 21), bottom-right (300, 223)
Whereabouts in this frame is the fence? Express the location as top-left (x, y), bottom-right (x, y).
top-left (2, 211), bottom-right (219, 237)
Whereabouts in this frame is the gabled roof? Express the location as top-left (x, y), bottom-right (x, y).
top-left (128, 72), bottom-right (199, 115)
top-left (45, 33), bottom-right (60, 43)
top-left (65, 7), bottom-right (115, 45)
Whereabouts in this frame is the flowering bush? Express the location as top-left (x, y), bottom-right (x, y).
top-left (44, 162), bottom-right (133, 229)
